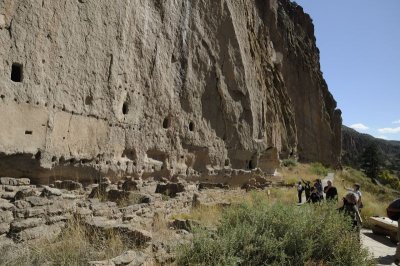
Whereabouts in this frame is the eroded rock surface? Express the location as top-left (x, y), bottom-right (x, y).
top-left (0, 0), bottom-right (341, 183)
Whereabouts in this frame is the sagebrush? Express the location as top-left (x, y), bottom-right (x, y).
top-left (177, 196), bottom-right (374, 266)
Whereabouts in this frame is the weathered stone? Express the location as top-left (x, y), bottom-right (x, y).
top-left (107, 189), bottom-right (130, 202)
top-left (0, 199), bottom-right (14, 211)
top-left (88, 261), bottom-right (115, 266)
top-left (54, 180), bottom-right (83, 191)
top-left (116, 226), bottom-right (152, 247)
top-left (25, 196), bottom-right (52, 206)
top-left (1, 192), bottom-right (16, 200)
top-left (14, 188), bottom-right (37, 200)
top-left (41, 186), bottom-right (62, 197)
top-left (155, 183), bottom-right (185, 197)
top-left (0, 211), bottom-right (13, 223)
top-left (10, 218), bottom-right (44, 232)
top-left (24, 206), bottom-right (47, 218)
top-left (0, 223), bottom-right (10, 235)
top-left (14, 200), bottom-right (31, 209)
top-left (75, 207), bottom-right (93, 218)
top-left (46, 215), bottom-right (69, 225)
top-left (198, 183), bottom-right (229, 190)
top-left (13, 222), bottom-right (65, 242)
top-left (0, 178), bottom-right (30, 186)
top-left (0, 0), bottom-right (340, 183)
top-left (85, 216), bottom-right (120, 231)
top-left (122, 180), bottom-right (138, 191)
top-left (89, 183), bottom-right (109, 198)
top-left (170, 219), bottom-right (199, 232)
top-left (112, 250), bottom-right (149, 266)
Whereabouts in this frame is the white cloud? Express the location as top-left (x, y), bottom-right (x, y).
top-left (393, 120), bottom-right (400, 124)
top-left (376, 135), bottom-right (388, 140)
top-left (378, 127), bottom-right (400, 134)
top-left (349, 123), bottom-right (369, 131)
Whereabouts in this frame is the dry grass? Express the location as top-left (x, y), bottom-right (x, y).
top-left (1, 219), bottom-right (129, 266)
top-left (279, 163), bottom-right (329, 185)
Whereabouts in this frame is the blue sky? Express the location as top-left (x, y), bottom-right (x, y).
top-left (295, 0), bottom-right (400, 140)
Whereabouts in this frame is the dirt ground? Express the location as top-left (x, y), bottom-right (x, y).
top-left (361, 229), bottom-right (397, 265)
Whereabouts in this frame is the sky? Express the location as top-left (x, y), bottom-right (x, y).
top-left (295, 0), bottom-right (400, 140)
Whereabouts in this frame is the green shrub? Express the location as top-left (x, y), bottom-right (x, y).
top-left (378, 170), bottom-right (400, 190)
top-left (310, 162), bottom-right (330, 177)
top-left (177, 197), bottom-right (374, 266)
top-left (282, 159), bottom-right (298, 167)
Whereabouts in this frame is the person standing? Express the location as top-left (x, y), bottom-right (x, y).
top-left (296, 181), bottom-right (303, 204)
top-left (302, 179), bottom-right (311, 201)
top-left (324, 180), bottom-right (338, 201)
top-left (307, 187), bottom-right (321, 204)
top-left (315, 179), bottom-right (323, 200)
top-left (346, 183), bottom-right (363, 209)
top-left (338, 193), bottom-right (362, 230)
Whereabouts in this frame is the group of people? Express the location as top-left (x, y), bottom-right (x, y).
top-left (296, 179), bottom-right (339, 204)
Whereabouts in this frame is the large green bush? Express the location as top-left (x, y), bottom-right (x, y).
top-left (310, 162), bottom-right (330, 177)
top-left (177, 197), bottom-right (374, 266)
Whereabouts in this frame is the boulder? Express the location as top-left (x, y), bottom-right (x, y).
top-left (54, 180), bottom-right (83, 191)
top-left (0, 211), bottom-right (13, 223)
top-left (107, 189), bottom-right (130, 202)
top-left (116, 226), bottom-right (152, 247)
top-left (155, 183), bottom-right (185, 197)
top-left (198, 183), bottom-right (229, 190)
top-left (0, 177), bottom-right (30, 186)
top-left (13, 222), bottom-right (65, 242)
top-left (88, 260), bottom-right (115, 266)
top-left (1, 192), bottom-right (16, 200)
top-left (41, 186), bottom-right (62, 197)
top-left (170, 219), bottom-right (199, 232)
top-left (14, 188), bottom-right (38, 200)
top-left (121, 180), bottom-right (138, 191)
top-left (14, 200), bottom-right (31, 209)
top-left (0, 223), bottom-right (10, 235)
top-left (25, 196), bottom-right (52, 206)
top-left (112, 250), bottom-right (149, 266)
top-left (10, 218), bottom-right (45, 232)
top-left (89, 183), bottom-right (109, 198)
top-left (23, 206), bottom-right (47, 218)
top-left (0, 199), bottom-right (14, 211)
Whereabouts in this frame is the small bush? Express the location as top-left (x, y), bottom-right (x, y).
top-left (310, 162), bottom-right (330, 177)
top-left (177, 196), bottom-right (374, 266)
top-left (282, 158), bottom-right (298, 167)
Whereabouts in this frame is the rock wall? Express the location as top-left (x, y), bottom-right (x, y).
top-left (0, 0), bottom-right (341, 183)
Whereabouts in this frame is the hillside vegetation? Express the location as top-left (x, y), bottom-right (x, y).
top-left (342, 125), bottom-right (400, 176)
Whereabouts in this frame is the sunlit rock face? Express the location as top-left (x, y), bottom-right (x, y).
top-left (0, 0), bottom-right (341, 183)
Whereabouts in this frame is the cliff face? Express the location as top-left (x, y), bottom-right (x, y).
top-left (342, 126), bottom-right (400, 174)
top-left (0, 0), bottom-right (341, 183)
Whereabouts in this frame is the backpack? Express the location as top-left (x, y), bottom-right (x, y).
top-left (387, 199), bottom-right (400, 221)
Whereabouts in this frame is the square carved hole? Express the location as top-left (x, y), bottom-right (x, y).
top-left (11, 63), bottom-right (23, 82)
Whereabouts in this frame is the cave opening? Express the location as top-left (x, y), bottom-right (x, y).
top-left (163, 117), bottom-right (170, 129)
top-left (122, 102), bottom-right (129, 115)
top-left (189, 121), bottom-right (195, 132)
top-left (11, 63), bottom-right (23, 82)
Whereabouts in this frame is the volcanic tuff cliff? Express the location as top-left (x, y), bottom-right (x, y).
top-left (0, 0), bottom-right (342, 183)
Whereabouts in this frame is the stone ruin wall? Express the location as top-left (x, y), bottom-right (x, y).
top-left (0, 0), bottom-right (341, 184)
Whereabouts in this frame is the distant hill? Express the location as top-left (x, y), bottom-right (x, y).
top-left (342, 125), bottom-right (400, 175)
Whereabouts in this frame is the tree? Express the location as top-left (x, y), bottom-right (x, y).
top-left (360, 144), bottom-right (383, 179)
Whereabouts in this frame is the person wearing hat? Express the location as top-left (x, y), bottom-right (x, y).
top-left (345, 183), bottom-right (363, 209)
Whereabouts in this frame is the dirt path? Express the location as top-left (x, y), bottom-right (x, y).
top-left (361, 229), bottom-right (397, 265)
